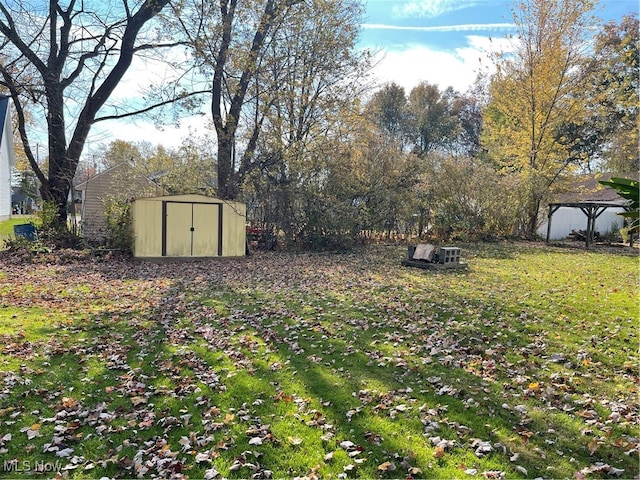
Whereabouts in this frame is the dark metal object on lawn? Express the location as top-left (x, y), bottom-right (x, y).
top-left (13, 223), bottom-right (37, 241)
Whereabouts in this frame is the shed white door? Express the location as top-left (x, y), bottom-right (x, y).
top-left (165, 202), bottom-right (220, 256)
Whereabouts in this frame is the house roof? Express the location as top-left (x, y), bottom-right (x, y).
top-left (74, 160), bottom-right (164, 191)
top-left (75, 161), bottom-right (129, 189)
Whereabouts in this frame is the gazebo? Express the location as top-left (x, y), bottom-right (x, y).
top-left (545, 199), bottom-right (630, 247)
top-left (543, 173), bottom-right (635, 247)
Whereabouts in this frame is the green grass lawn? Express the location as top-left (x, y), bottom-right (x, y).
top-left (0, 243), bottom-right (637, 478)
top-left (0, 216), bottom-right (37, 234)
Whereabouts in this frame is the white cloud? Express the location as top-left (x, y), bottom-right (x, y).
top-left (84, 114), bottom-right (212, 156)
top-left (392, 0), bottom-right (488, 19)
top-left (86, 50), bottom-right (211, 152)
top-left (370, 34), bottom-right (511, 93)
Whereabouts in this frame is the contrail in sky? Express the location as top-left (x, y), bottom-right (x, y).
top-left (362, 23), bottom-right (515, 32)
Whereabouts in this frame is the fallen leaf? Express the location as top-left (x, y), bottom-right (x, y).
top-left (609, 466), bottom-right (625, 477)
top-left (130, 395), bottom-right (147, 406)
top-left (21, 424), bottom-right (42, 440)
top-left (61, 397), bottom-right (77, 409)
top-left (56, 447), bottom-right (74, 457)
top-left (378, 461), bottom-right (396, 471)
top-left (483, 471), bottom-right (504, 478)
top-left (204, 467), bottom-right (220, 479)
top-left (178, 436), bottom-right (192, 451)
top-left (195, 452), bottom-right (210, 463)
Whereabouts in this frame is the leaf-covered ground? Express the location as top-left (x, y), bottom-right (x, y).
top-left (0, 243), bottom-right (637, 479)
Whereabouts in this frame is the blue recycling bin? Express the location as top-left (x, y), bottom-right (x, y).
top-left (13, 223), bottom-right (37, 241)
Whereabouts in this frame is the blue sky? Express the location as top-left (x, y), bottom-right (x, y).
top-left (92, 0), bottom-right (639, 149)
top-left (360, 0), bottom-right (639, 93)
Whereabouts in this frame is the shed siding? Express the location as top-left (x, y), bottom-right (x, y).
top-left (132, 200), bottom-right (162, 257)
top-left (132, 195), bottom-right (246, 258)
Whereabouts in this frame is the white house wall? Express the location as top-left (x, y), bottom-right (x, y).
top-left (537, 207), bottom-right (626, 240)
top-left (0, 99), bottom-right (15, 221)
top-left (0, 142), bottom-right (10, 220)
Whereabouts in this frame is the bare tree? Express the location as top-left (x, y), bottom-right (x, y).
top-left (173, 0), bottom-right (311, 200)
top-left (246, 0), bottom-right (372, 243)
top-left (0, 0), bottom-right (176, 229)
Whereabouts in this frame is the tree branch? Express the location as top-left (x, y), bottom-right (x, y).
top-left (67, 0), bottom-right (172, 161)
top-left (93, 89), bottom-right (210, 122)
top-left (0, 3), bottom-right (48, 75)
top-left (0, 75), bottom-right (48, 189)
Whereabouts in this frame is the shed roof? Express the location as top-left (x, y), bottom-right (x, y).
top-left (75, 161), bottom-right (153, 190)
top-left (134, 193), bottom-right (241, 203)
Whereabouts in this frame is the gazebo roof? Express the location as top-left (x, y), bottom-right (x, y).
top-left (551, 172), bottom-right (635, 204)
top-left (549, 200), bottom-right (629, 208)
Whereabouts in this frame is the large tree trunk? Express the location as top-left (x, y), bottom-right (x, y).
top-left (0, 0), bottom-right (171, 234)
top-left (217, 133), bottom-right (240, 200)
top-left (42, 83), bottom-right (76, 229)
top-left (211, 0), bottom-right (302, 201)
top-left (524, 193), bottom-right (542, 238)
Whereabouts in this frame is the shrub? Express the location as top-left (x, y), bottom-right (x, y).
top-left (28, 201), bottom-right (84, 249)
top-left (103, 196), bottom-right (133, 251)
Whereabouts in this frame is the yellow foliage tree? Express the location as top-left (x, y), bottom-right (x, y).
top-left (482, 0), bottom-right (599, 236)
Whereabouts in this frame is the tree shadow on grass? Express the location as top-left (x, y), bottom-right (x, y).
top-left (2, 249), bottom-right (636, 478)
top-left (211, 275), bottom-right (638, 479)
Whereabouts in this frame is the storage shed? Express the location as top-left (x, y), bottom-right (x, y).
top-left (132, 194), bottom-right (246, 258)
